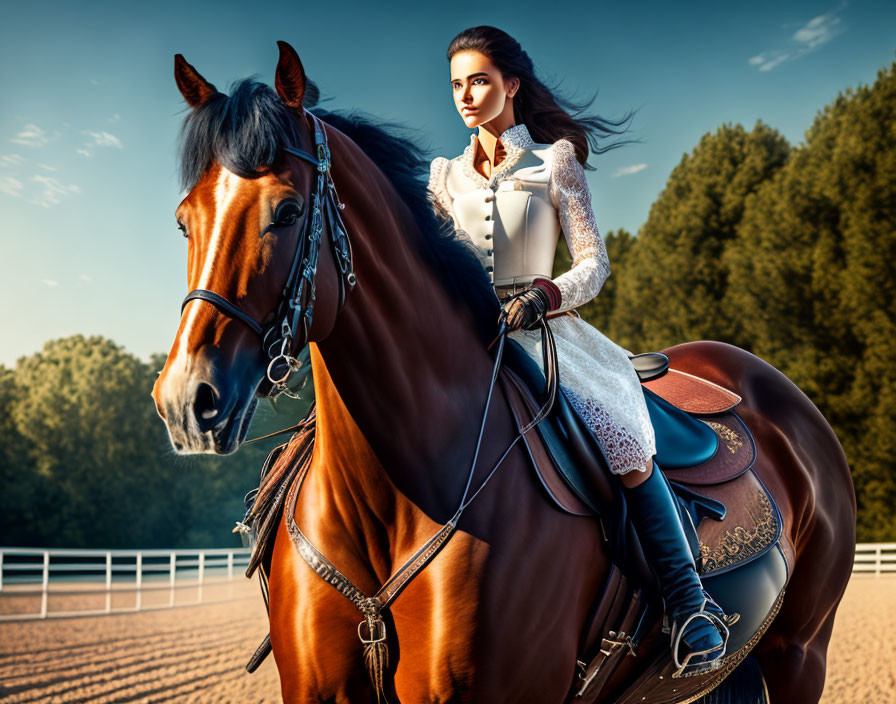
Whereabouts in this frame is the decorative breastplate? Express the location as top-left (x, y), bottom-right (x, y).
top-left (445, 145), bottom-right (561, 288)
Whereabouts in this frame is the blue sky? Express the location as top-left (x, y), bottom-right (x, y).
top-left (1, 0), bottom-right (893, 366)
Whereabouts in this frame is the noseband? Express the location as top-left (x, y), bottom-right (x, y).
top-left (180, 111), bottom-right (356, 397)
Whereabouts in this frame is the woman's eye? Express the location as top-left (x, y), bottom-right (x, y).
top-left (473, 78), bottom-right (487, 85)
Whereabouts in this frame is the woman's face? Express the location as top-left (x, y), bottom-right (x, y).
top-left (449, 50), bottom-right (518, 129)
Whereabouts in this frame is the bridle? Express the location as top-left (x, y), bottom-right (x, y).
top-left (180, 111), bottom-right (356, 397)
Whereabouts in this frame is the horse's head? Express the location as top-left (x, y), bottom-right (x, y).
top-left (153, 42), bottom-right (349, 455)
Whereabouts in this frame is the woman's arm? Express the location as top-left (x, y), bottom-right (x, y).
top-left (548, 139), bottom-right (611, 310)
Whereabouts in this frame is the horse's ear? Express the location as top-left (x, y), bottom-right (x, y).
top-left (275, 41), bottom-right (307, 109)
top-left (174, 54), bottom-right (218, 108)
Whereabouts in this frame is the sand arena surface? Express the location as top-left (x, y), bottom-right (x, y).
top-left (0, 574), bottom-right (893, 703)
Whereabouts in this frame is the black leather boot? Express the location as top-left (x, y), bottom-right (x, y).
top-left (622, 462), bottom-right (732, 676)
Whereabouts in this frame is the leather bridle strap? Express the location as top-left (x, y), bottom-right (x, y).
top-left (176, 111), bottom-right (356, 398)
top-left (181, 289), bottom-right (263, 337)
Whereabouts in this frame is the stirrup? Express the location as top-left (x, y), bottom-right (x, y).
top-left (701, 588), bottom-right (740, 627)
top-left (660, 591), bottom-right (738, 635)
top-left (669, 596), bottom-right (731, 678)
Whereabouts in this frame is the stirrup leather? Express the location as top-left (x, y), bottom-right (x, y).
top-left (668, 594), bottom-right (733, 678)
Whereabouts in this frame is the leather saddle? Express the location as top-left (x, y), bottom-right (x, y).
top-left (499, 338), bottom-right (793, 703)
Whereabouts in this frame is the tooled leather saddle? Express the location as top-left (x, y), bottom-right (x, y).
top-left (500, 339), bottom-right (792, 703)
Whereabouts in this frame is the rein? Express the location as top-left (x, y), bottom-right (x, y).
top-left (180, 111), bottom-right (356, 398)
top-left (283, 311), bottom-right (559, 702)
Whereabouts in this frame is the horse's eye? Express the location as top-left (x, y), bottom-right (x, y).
top-left (177, 220), bottom-right (188, 238)
top-left (272, 199), bottom-right (303, 229)
top-left (277, 210), bottom-right (298, 227)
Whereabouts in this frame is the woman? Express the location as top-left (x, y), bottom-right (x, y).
top-left (427, 25), bottom-right (734, 675)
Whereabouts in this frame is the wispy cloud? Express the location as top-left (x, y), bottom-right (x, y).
top-left (793, 10), bottom-right (843, 48)
top-left (749, 51), bottom-right (791, 72)
top-left (11, 123), bottom-right (50, 147)
top-left (1, 153), bottom-right (25, 168)
top-left (748, 4), bottom-right (846, 72)
top-left (612, 163), bottom-right (648, 178)
top-left (42, 279), bottom-right (59, 287)
top-left (108, 114), bottom-right (121, 124)
top-left (1, 176), bottom-right (24, 198)
top-left (36, 163), bottom-right (56, 172)
top-left (79, 274), bottom-right (93, 282)
top-left (85, 130), bottom-right (123, 148)
top-left (30, 174), bottom-right (80, 208)
top-left (77, 129), bottom-right (123, 157)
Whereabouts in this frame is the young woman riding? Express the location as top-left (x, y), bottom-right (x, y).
top-left (427, 25), bottom-right (735, 675)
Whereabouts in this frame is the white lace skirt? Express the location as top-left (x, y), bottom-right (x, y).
top-left (509, 313), bottom-right (656, 475)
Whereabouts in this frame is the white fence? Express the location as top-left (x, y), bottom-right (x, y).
top-left (853, 542), bottom-right (896, 576)
top-left (0, 542), bottom-right (890, 621)
top-left (0, 547), bottom-right (251, 621)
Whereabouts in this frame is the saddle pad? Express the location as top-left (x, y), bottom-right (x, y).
top-left (641, 368), bottom-right (742, 415)
top-left (662, 411), bottom-right (756, 485)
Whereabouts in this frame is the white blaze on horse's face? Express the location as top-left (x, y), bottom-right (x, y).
top-left (152, 163), bottom-right (303, 455)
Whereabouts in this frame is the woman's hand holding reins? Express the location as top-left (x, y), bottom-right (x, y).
top-left (500, 277), bottom-right (562, 332)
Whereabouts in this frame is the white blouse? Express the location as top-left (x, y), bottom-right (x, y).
top-left (428, 123), bottom-right (611, 311)
top-left (428, 124), bottom-right (658, 476)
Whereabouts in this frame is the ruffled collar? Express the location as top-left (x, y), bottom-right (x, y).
top-left (459, 123), bottom-right (535, 187)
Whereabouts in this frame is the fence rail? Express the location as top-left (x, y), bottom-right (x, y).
top-left (0, 547), bottom-right (251, 621)
top-left (1, 542), bottom-right (892, 621)
top-left (853, 542), bottom-right (896, 576)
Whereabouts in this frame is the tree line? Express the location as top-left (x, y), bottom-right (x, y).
top-left (0, 336), bottom-right (310, 548)
top-left (562, 60), bottom-right (896, 542)
top-left (2, 60), bottom-right (893, 546)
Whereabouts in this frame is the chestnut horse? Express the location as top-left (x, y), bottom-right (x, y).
top-left (152, 42), bottom-right (856, 703)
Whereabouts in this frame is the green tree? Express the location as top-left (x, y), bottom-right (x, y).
top-left (608, 122), bottom-right (792, 352)
top-left (3, 335), bottom-right (306, 548)
top-left (726, 61), bottom-right (896, 541)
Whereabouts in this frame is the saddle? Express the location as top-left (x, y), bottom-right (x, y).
top-left (500, 339), bottom-right (793, 703)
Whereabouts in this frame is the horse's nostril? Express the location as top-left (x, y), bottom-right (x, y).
top-left (194, 382), bottom-right (220, 429)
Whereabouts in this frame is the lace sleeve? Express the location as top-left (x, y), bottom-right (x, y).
top-left (428, 157), bottom-right (458, 228)
top-left (548, 139), bottom-right (610, 310)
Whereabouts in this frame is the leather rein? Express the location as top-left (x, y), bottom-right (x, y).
top-left (180, 110), bottom-right (356, 398)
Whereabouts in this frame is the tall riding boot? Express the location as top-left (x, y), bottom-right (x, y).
top-left (622, 462), bottom-right (732, 676)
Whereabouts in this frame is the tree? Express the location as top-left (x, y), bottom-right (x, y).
top-left (608, 122), bottom-right (792, 352)
top-left (3, 335), bottom-right (306, 548)
top-left (726, 61), bottom-right (896, 541)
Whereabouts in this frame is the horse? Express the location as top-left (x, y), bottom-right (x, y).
top-left (152, 42), bottom-right (856, 703)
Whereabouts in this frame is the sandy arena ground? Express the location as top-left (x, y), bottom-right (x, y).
top-left (0, 574), bottom-right (892, 703)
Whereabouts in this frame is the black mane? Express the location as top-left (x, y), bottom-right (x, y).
top-left (178, 78), bottom-right (499, 343)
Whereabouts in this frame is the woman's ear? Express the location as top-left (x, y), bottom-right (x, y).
top-left (506, 76), bottom-right (520, 99)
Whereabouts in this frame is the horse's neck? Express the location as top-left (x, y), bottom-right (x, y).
top-left (313, 178), bottom-right (501, 526)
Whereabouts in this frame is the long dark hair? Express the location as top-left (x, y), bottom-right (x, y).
top-left (447, 26), bottom-right (638, 169)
